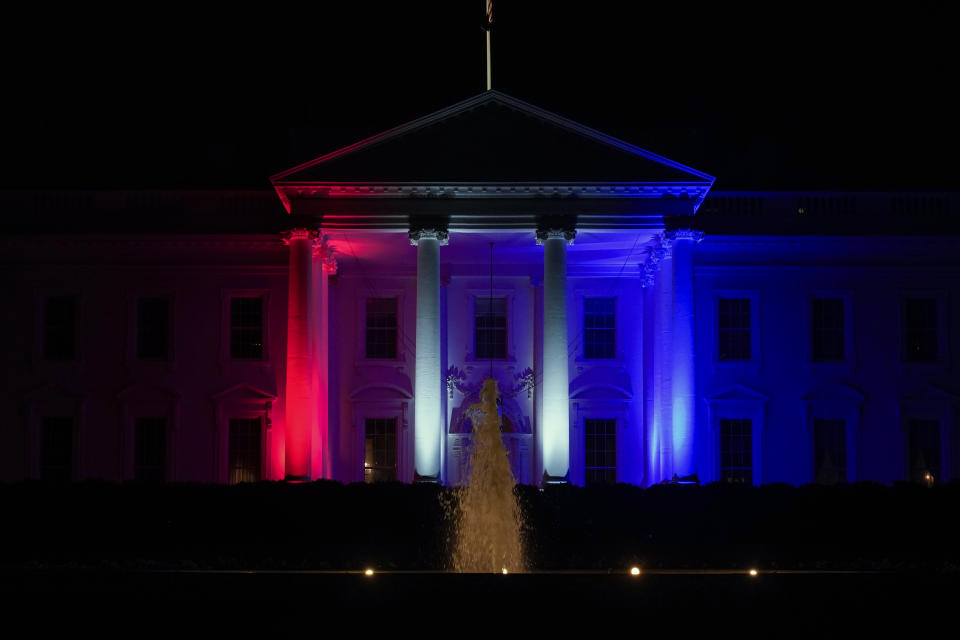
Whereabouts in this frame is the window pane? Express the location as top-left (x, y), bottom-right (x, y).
top-left (811, 298), bottom-right (844, 361)
top-left (135, 417), bottom-right (167, 483)
top-left (720, 419), bottom-right (752, 484)
top-left (42, 416), bottom-right (74, 483)
top-left (366, 297), bottom-right (398, 359)
top-left (230, 297), bottom-right (264, 359)
top-left (229, 418), bottom-right (261, 484)
top-left (43, 296), bottom-right (77, 360)
top-left (718, 298), bottom-right (751, 361)
top-left (137, 297), bottom-right (170, 360)
top-left (904, 298), bottom-right (938, 362)
top-left (584, 418), bottom-right (616, 485)
top-left (814, 418), bottom-right (846, 484)
top-left (908, 419), bottom-right (940, 483)
top-left (475, 297), bottom-right (507, 359)
top-left (365, 418), bottom-right (397, 483)
top-left (584, 298), bottom-right (616, 359)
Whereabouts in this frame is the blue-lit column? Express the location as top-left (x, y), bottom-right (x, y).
top-left (410, 228), bottom-right (448, 481)
top-left (537, 228), bottom-right (575, 482)
top-left (641, 233), bottom-right (671, 484)
top-left (668, 230), bottom-right (703, 478)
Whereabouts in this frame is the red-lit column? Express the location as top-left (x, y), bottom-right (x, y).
top-left (283, 228), bottom-right (318, 482)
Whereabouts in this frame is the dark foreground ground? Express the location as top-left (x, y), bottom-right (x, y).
top-left (2, 481), bottom-right (959, 632)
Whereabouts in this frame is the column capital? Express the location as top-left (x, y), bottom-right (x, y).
top-left (535, 228), bottom-right (576, 246)
top-left (665, 229), bottom-right (705, 243)
top-left (281, 228), bottom-right (319, 245)
top-left (409, 228), bottom-right (449, 246)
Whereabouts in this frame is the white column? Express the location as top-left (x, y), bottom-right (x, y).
top-left (282, 228), bottom-right (318, 482)
top-left (538, 228), bottom-right (575, 481)
top-left (410, 228), bottom-right (448, 481)
top-left (655, 239), bottom-right (674, 482)
top-left (669, 230), bottom-right (701, 478)
top-left (311, 240), bottom-right (336, 480)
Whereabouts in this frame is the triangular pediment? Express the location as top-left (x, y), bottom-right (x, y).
top-left (707, 384), bottom-right (769, 403)
top-left (804, 383), bottom-right (865, 405)
top-left (272, 91), bottom-right (713, 186)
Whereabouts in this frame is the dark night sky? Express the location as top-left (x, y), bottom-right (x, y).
top-left (2, 2), bottom-right (955, 191)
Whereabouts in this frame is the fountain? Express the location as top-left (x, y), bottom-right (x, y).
top-left (449, 377), bottom-right (526, 573)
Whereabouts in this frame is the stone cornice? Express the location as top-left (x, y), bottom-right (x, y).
top-left (275, 182), bottom-right (710, 201)
top-left (0, 235), bottom-right (287, 251)
top-left (409, 228), bottom-right (450, 246)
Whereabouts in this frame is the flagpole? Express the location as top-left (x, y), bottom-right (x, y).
top-left (486, 28), bottom-right (492, 91)
top-left (485, 0), bottom-right (492, 90)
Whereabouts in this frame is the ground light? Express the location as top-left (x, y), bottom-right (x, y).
top-left (749, 569), bottom-right (758, 577)
top-left (364, 568), bottom-right (374, 577)
top-left (630, 567), bottom-right (641, 576)
top-left (501, 568), bottom-right (509, 575)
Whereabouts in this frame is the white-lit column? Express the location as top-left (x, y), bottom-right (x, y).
top-left (311, 240), bottom-right (336, 480)
top-left (538, 228), bottom-right (575, 481)
top-left (669, 230), bottom-right (701, 478)
top-left (654, 238), bottom-right (674, 482)
top-left (410, 228), bottom-right (448, 481)
top-left (283, 228), bottom-right (318, 482)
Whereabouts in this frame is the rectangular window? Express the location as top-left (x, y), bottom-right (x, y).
top-left (137, 297), bottom-right (170, 360)
top-left (720, 418), bottom-right (752, 484)
top-left (717, 298), bottom-right (751, 361)
top-left (475, 297), bottom-right (507, 359)
top-left (364, 418), bottom-right (397, 483)
top-left (903, 298), bottom-right (938, 362)
top-left (230, 297), bottom-right (264, 359)
top-left (813, 418), bottom-right (846, 484)
top-left (584, 418), bottom-right (616, 485)
top-left (135, 417), bottom-right (167, 483)
top-left (43, 296), bottom-right (77, 360)
top-left (365, 297), bottom-right (398, 359)
top-left (228, 418), bottom-right (261, 484)
top-left (584, 298), bottom-right (616, 359)
top-left (907, 418), bottom-right (940, 484)
top-left (41, 416), bottom-right (74, 483)
top-left (811, 298), bottom-right (845, 362)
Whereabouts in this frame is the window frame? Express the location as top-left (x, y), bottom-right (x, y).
top-left (39, 415), bottom-right (77, 483)
top-left (712, 291), bottom-right (762, 368)
top-left (473, 295), bottom-right (508, 360)
top-left (904, 417), bottom-right (943, 485)
top-left (353, 400), bottom-right (409, 483)
top-left (127, 290), bottom-right (177, 365)
top-left (583, 417), bottom-right (617, 485)
top-left (898, 389), bottom-right (953, 484)
top-left (706, 385), bottom-right (768, 485)
top-left (227, 415), bottom-right (266, 484)
top-left (465, 288), bottom-right (518, 363)
top-left (35, 291), bottom-right (83, 364)
top-left (363, 416), bottom-right (399, 483)
top-left (220, 289), bottom-right (271, 365)
top-left (805, 290), bottom-right (855, 367)
top-left (355, 287), bottom-right (408, 366)
top-left (718, 418), bottom-right (754, 485)
top-left (899, 292), bottom-right (947, 364)
top-left (803, 384), bottom-right (863, 484)
top-left (118, 384), bottom-right (180, 482)
top-left (582, 297), bottom-right (617, 360)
